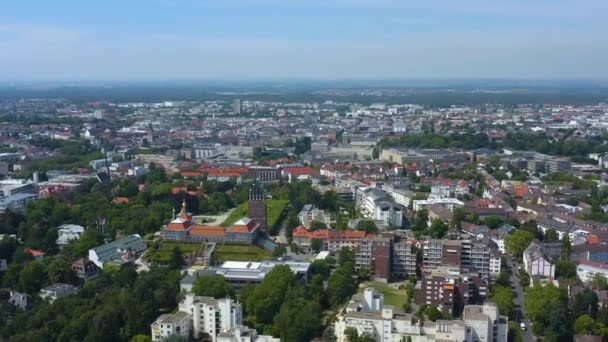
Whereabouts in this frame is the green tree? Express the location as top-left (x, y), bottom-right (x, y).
top-left (247, 265), bottom-right (294, 325)
top-left (310, 220), bottom-right (327, 231)
top-left (327, 262), bottom-right (357, 306)
top-left (131, 335), bottom-right (153, 342)
top-left (192, 275), bottom-right (234, 298)
top-left (19, 261), bottom-right (45, 294)
top-left (168, 246), bottom-right (185, 270)
top-left (505, 230), bottom-right (534, 259)
top-left (555, 259), bottom-right (577, 279)
top-left (356, 220), bottom-right (378, 234)
top-left (544, 229), bottom-right (558, 242)
top-left (338, 247), bottom-right (354, 266)
top-left (574, 314), bottom-right (597, 334)
top-left (47, 257), bottom-right (78, 285)
top-left (429, 219), bottom-right (448, 238)
top-left (310, 239), bottom-right (324, 253)
top-left (491, 286), bottom-right (514, 317)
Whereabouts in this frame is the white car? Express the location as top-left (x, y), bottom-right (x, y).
top-left (520, 322), bottom-right (527, 331)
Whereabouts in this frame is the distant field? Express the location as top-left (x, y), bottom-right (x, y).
top-left (145, 242), bottom-right (203, 263)
top-left (362, 281), bottom-right (408, 308)
top-left (214, 244), bottom-right (272, 263)
top-left (221, 200), bottom-right (289, 229)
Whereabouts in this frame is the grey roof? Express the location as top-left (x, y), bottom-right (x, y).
top-left (91, 234), bottom-right (146, 262)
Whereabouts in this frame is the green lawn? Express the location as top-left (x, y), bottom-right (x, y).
top-left (362, 281), bottom-right (408, 308)
top-left (221, 203), bottom-right (249, 226)
top-left (221, 200), bottom-right (289, 229)
top-left (267, 200), bottom-right (289, 228)
top-left (214, 244), bottom-right (272, 263)
top-left (145, 242), bottom-right (203, 263)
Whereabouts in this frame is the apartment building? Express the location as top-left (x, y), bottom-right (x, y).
top-left (416, 267), bottom-right (489, 316)
top-left (355, 236), bottom-right (417, 282)
top-left (422, 239), bottom-right (500, 278)
top-left (335, 287), bottom-right (506, 342)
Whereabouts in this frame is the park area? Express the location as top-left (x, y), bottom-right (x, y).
top-left (214, 244), bottom-right (272, 263)
top-left (361, 281), bottom-right (409, 308)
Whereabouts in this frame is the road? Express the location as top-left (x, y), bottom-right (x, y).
top-left (506, 258), bottom-right (535, 342)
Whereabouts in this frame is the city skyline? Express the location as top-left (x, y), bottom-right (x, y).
top-left (1, 0), bottom-right (607, 81)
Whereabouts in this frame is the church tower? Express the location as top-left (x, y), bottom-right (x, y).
top-left (248, 181), bottom-right (267, 230)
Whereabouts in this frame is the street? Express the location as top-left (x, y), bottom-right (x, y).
top-left (506, 258), bottom-right (535, 342)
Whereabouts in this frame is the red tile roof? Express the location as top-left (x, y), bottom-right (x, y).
top-left (190, 225), bottom-right (225, 236)
top-left (283, 167), bottom-right (318, 175)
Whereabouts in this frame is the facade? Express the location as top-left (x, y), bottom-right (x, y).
top-left (356, 187), bottom-right (403, 227)
top-left (334, 287), bottom-right (507, 342)
top-left (180, 295), bottom-right (242, 341)
top-left (547, 158), bottom-right (572, 174)
top-left (355, 236), bottom-right (417, 281)
top-left (576, 259), bottom-right (608, 283)
top-left (151, 311), bottom-right (192, 342)
top-left (72, 257), bottom-right (100, 280)
top-left (416, 267), bottom-right (489, 316)
top-left (40, 283), bottom-right (78, 303)
top-left (248, 182), bottom-right (267, 230)
top-left (422, 239), bottom-right (499, 279)
top-left (56, 224), bottom-right (85, 248)
top-left (523, 241), bottom-right (555, 280)
top-left (292, 226), bottom-right (367, 253)
top-left (88, 234), bottom-right (147, 269)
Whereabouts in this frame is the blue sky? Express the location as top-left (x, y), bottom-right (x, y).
top-left (1, 0), bottom-right (607, 81)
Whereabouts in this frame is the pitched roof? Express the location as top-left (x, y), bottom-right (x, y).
top-left (190, 225), bottom-right (225, 236)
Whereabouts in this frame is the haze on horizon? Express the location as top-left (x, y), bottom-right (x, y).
top-left (1, 0), bottom-right (607, 82)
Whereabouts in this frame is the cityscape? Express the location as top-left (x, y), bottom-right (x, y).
top-left (2, 1), bottom-right (608, 342)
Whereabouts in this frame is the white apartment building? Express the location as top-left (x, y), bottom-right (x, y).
top-left (179, 294), bottom-right (242, 341)
top-left (577, 260), bottom-right (608, 283)
top-left (334, 288), bottom-right (507, 342)
top-left (152, 295), bottom-right (277, 342)
top-left (413, 198), bottom-right (464, 212)
top-left (382, 185), bottom-right (414, 208)
top-left (56, 224), bottom-right (85, 248)
top-left (151, 311), bottom-right (192, 341)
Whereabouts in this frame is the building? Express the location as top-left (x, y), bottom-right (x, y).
top-left (547, 158), bottom-right (572, 174)
top-left (40, 283), bottom-right (78, 303)
top-left (233, 98), bottom-right (241, 115)
top-left (162, 201), bottom-right (261, 245)
top-left (248, 182), bottom-right (267, 230)
top-left (416, 267), bottom-right (489, 316)
top-left (355, 236), bottom-right (417, 282)
top-left (422, 239), bottom-right (499, 279)
top-left (298, 204), bottom-right (333, 229)
top-left (248, 166), bottom-right (278, 182)
top-left (151, 311), bottom-right (192, 342)
top-left (71, 257), bottom-right (100, 280)
top-left (523, 240), bottom-right (555, 281)
top-left (355, 237), bottom-right (392, 282)
top-left (88, 234), bottom-right (147, 269)
top-left (291, 226), bottom-right (367, 253)
top-left (373, 200), bottom-right (403, 228)
top-left (180, 294), bottom-right (242, 341)
top-left (56, 224), bottom-right (85, 248)
top-left (8, 291), bottom-right (32, 311)
top-left (334, 287), bottom-right (507, 342)
top-left (577, 259), bottom-right (608, 283)
top-left (217, 326), bottom-right (280, 342)
top-left (186, 260), bottom-right (310, 290)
